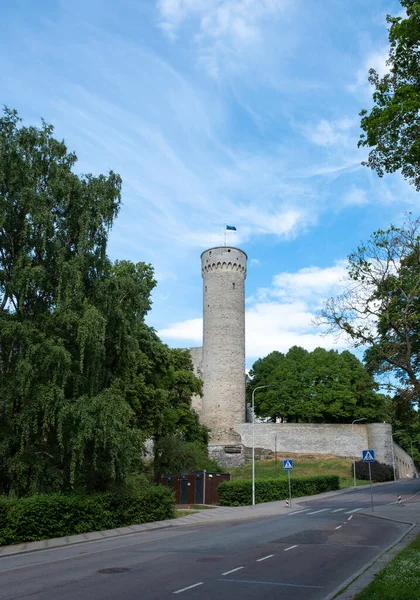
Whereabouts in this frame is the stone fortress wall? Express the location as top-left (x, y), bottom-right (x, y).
top-left (189, 245), bottom-right (417, 477)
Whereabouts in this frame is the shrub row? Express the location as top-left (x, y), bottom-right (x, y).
top-left (0, 486), bottom-right (174, 546)
top-left (217, 475), bottom-right (340, 506)
top-left (354, 460), bottom-right (394, 482)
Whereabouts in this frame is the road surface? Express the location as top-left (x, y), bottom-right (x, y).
top-left (1, 479), bottom-right (419, 600)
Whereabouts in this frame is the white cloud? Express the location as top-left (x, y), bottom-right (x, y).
top-left (160, 317), bottom-right (202, 342)
top-left (156, 0), bottom-right (289, 77)
top-left (159, 261), bottom-right (349, 360)
top-left (342, 187), bottom-right (368, 206)
top-left (349, 48), bottom-right (390, 95)
top-left (304, 117), bottom-right (358, 147)
top-left (271, 262), bottom-right (348, 300)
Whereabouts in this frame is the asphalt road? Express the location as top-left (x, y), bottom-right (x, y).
top-left (1, 479), bottom-right (419, 600)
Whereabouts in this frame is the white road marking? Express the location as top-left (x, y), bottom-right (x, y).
top-left (348, 515), bottom-right (353, 521)
top-left (343, 508), bottom-right (362, 514)
top-left (332, 508), bottom-right (345, 513)
top-left (335, 526), bottom-right (342, 530)
top-left (284, 545), bottom-right (298, 551)
top-left (173, 582), bottom-right (203, 594)
top-left (222, 567), bottom-right (244, 576)
top-left (288, 509), bottom-right (309, 515)
top-left (306, 509), bottom-right (329, 515)
top-left (257, 554), bottom-right (274, 562)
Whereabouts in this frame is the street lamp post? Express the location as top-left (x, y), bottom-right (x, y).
top-left (252, 385), bottom-right (276, 507)
top-left (352, 418), bottom-right (367, 488)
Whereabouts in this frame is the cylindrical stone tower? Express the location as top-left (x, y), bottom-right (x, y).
top-left (200, 246), bottom-right (247, 443)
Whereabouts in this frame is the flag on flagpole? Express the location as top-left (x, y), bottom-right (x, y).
top-left (226, 225), bottom-right (237, 231)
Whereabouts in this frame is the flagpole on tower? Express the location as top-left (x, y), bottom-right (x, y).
top-left (224, 224), bottom-right (227, 247)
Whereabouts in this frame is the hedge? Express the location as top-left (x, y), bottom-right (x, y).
top-left (0, 486), bottom-right (174, 546)
top-left (217, 475), bottom-right (340, 506)
top-left (354, 460), bottom-right (394, 482)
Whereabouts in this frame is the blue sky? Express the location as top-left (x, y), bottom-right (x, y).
top-left (1, 0), bottom-right (418, 367)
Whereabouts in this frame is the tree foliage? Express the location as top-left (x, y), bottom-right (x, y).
top-left (247, 346), bottom-right (385, 423)
top-left (358, 1), bottom-right (420, 190)
top-left (0, 108), bottom-right (204, 496)
top-left (316, 218), bottom-right (420, 407)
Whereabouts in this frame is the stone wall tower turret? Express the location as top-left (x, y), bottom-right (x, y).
top-left (200, 246), bottom-right (247, 443)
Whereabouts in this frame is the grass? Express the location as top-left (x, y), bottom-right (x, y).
top-left (353, 532), bottom-right (420, 599)
top-left (174, 510), bottom-right (195, 518)
top-left (229, 453), bottom-right (370, 489)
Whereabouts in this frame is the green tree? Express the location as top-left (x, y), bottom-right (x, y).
top-left (358, 1), bottom-right (420, 190)
top-left (0, 108), bottom-right (203, 496)
top-left (247, 346), bottom-right (384, 423)
top-left (316, 218), bottom-right (420, 407)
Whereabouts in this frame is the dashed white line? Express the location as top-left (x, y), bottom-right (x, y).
top-left (288, 509), bottom-right (309, 515)
top-left (222, 567), bottom-right (244, 576)
top-left (173, 582), bottom-right (203, 594)
top-left (257, 554), bottom-right (274, 562)
top-left (332, 508), bottom-right (345, 513)
top-left (335, 526), bottom-right (342, 530)
top-left (344, 508), bottom-right (362, 514)
top-left (307, 509), bottom-right (329, 515)
top-left (284, 545), bottom-right (298, 551)
top-left (348, 515), bottom-right (353, 521)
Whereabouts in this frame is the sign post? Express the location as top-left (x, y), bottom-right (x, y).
top-left (283, 459), bottom-right (293, 508)
top-left (362, 450), bottom-right (375, 512)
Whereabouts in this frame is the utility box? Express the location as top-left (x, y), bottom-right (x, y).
top-left (161, 471), bottom-right (231, 505)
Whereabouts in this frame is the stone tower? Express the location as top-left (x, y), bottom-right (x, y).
top-left (200, 246), bottom-right (247, 444)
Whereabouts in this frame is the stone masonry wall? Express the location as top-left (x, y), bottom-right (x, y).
top-left (200, 247), bottom-right (247, 443)
top-left (234, 423), bottom-right (370, 459)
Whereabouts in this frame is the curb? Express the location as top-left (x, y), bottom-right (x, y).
top-left (322, 519), bottom-right (419, 600)
top-left (0, 523), bottom-right (175, 559)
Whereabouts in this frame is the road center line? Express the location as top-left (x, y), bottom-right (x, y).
top-left (284, 545), bottom-right (298, 551)
top-left (306, 509), bottom-right (329, 515)
top-left (335, 526), bottom-right (342, 530)
top-left (343, 508), bottom-right (362, 514)
top-left (222, 567), bottom-right (244, 576)
top-left (332, 508), bottom-right (345, 513)
top-left (173, 582), bottom-right (203, 594)
top-left (256, 554), bottom-right (274, 562)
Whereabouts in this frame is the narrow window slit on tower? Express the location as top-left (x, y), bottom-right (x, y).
top-left (232, 283), bottom-right (235, 289)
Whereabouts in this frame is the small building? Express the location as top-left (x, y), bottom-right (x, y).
top-left (161, 470), bottom-right (231, 505)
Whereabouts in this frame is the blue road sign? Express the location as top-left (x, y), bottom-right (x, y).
top-left (362, 450), bottom-right (375, 462)
top-left (283, 459), bottom-right (293, 470)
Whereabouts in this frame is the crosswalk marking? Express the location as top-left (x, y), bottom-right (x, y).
top-left (332, 508), bottom-right (345, 513)
top-left (343, 508), bottom-right (363, 514)
top-left (306, 509), bottom-right (329, 515)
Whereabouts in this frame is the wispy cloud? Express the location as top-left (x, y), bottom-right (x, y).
top-left (157, 0), bottom-right (290, 77)
top-left (159, 261), bottom-right (349, 361)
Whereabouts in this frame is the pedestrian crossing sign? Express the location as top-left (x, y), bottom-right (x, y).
top-left (283, 460), bottom-right (293, 470)
top-left (362, 450), bottom-right (375, 462)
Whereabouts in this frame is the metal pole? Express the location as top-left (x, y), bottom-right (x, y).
top-left (368, 462), bottom-right (374, 512)
top-left (251, 385), bottom-right (276, 507)
top-left (252, 388), bottom-right (255, 507)
top-left (288, 470), bottom-right (292, 508)
top-left (275, 436), bottom-right (277, 466)
top-left (352, 418), bottom-right (367, 487)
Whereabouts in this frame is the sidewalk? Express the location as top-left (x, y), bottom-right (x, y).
top-left (0, 482), bottom-right (415, 558)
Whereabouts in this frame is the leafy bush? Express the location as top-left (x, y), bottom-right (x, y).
top-left (0, 486), bottom-right (174, 546)
top-left (217, 475), bottom-right (340, 506)
top-left (154, 436), bottom-right (221, 479)
top-left (354, 460), bottom-right (393, 482)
